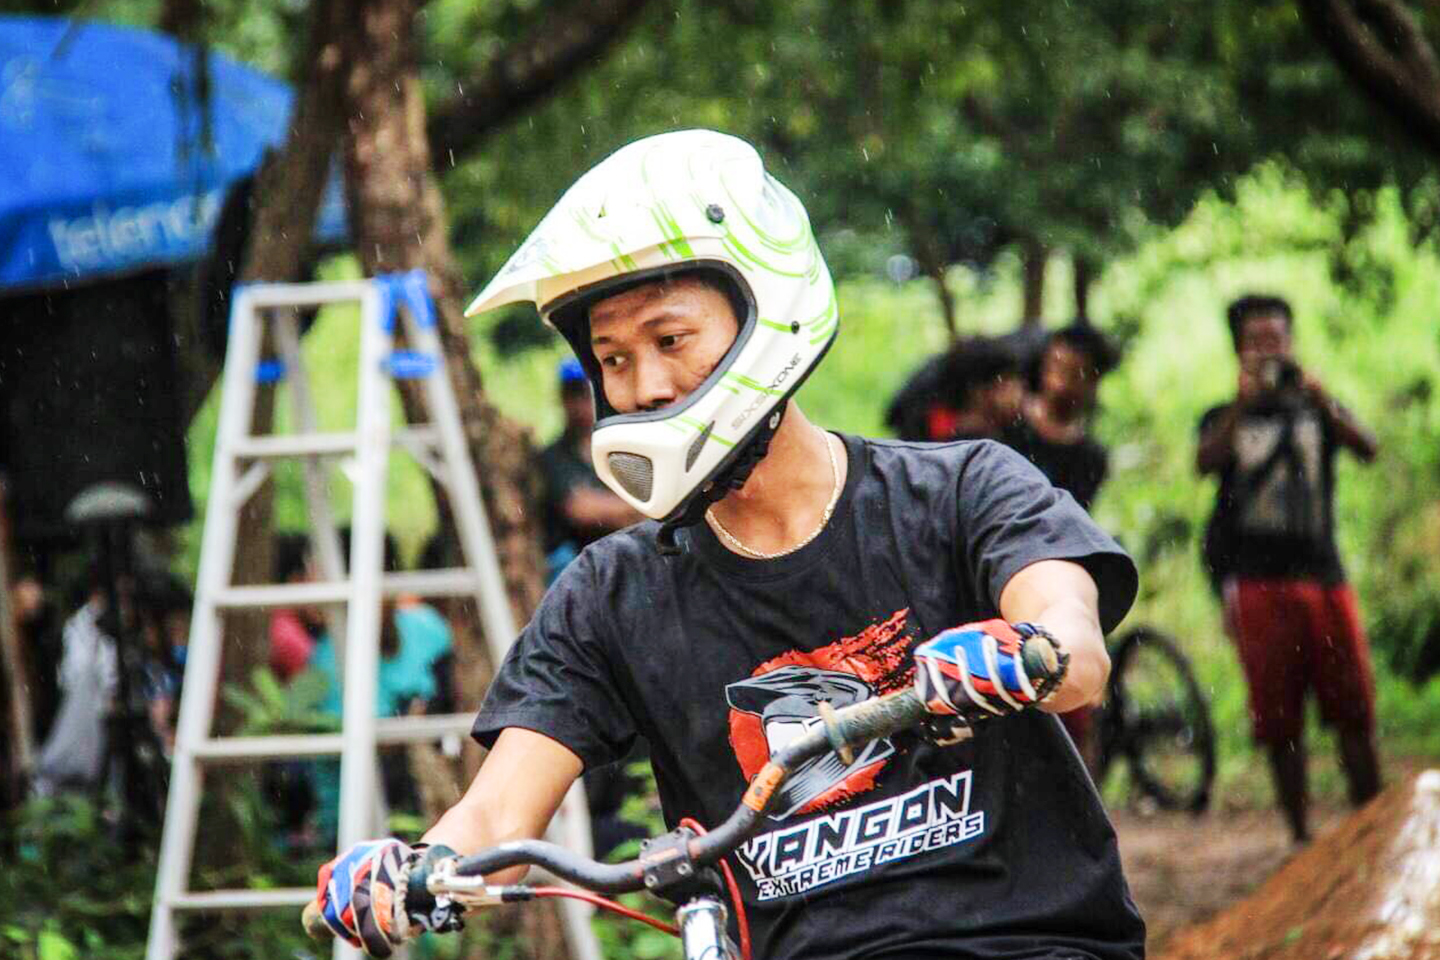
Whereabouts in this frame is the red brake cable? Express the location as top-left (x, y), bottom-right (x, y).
top-left (680, 817), bottom-right (753, 960)
top-left (526, 818), bottom-right (751, 960)
top-left (526, 887), bottom-right (678, 936)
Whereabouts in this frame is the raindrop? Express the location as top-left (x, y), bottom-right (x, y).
top-left (861, 146), bottom-right (870, 162)
top-left (449, 149), bottom-right (456, 168)
top-left (886, 254), bottom-right (918, 284)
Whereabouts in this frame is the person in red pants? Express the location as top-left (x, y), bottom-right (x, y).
top-left (1198, 294), bottom-right (1381, 843)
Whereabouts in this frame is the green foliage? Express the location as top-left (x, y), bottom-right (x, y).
top-left (222, 666), bottom-right (339, 736)
top-left (0, 789), bottom-right (324, 960)
top-left (434, 0), bottom-right (1439, 314)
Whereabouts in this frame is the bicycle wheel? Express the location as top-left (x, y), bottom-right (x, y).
top-left (1109, 626), bottom-right (1216, 813)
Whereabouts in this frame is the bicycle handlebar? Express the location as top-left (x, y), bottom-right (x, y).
top-left (450, 688), bottom-right (930, 893)
top-left (304, 632), bottom-right (1060, 941)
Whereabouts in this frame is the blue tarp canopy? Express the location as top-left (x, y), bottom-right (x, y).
top-left (0, 16), bottom-right (345, 293)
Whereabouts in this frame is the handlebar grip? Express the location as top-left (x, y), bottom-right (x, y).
top-left (1021, 635), bottom-right (1060, 681)
top-left (302, 900), bottom-right (337, 941)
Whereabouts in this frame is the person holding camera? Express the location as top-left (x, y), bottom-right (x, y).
top-left (1197, 294), bottom-right (1380, 844)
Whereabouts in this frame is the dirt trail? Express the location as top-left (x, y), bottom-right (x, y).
top-left (1126, 771), bottom-right (1440, 960)
top-left (1113, 805), bottom-right (1337, 950)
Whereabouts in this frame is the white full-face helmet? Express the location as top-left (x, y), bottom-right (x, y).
top-left (466, 130), bottom-right (838, 546)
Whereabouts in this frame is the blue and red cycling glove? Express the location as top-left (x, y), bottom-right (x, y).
top-left (313, 839), bottom-right (462, 957)
top-left (914, 619), bottom-right (1068, 736)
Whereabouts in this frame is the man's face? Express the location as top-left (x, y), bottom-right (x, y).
top-left (589, 276), bottom-right (739, 414)
top-left (977, 372), bottom-right (1023, 426)
top-left (561, 387), bottom-right (594, 433)
top-left (1040, 340), bottom-right (1098, 408)
top-left (1237, 312), bottom-right (1293, 371)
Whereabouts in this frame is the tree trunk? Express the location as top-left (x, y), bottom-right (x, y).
top-left (337, 0), bottom-right (546, 642)
top-left (1021, 238), bottom-right (1047, 327)
top-left (333, 6), bottom-right (560, 955)
top-left (1073, 255), bottom-right (1095, 321)
top-left (930, 264), bottom-right (959, 342)
top-left (903, 211), bottom-right (958, 340)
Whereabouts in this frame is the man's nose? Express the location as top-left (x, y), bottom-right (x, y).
top-left (634, 357), bottom-right (679, 411)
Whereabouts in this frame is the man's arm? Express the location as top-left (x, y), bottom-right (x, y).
top-left (421, 727), bottom-right (582, 884)
top-left (562, 487), bottom-right (644, 533)
top-left (1305, 376), bottom-right (1378, 463)
top-left (998, 559), bottom-right (1109, 713)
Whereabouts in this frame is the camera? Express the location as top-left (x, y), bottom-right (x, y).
top-left (1259, 357), bottom-right (1301, 392)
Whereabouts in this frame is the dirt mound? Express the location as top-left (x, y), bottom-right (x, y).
top-left (1158, 770), bottom-right (1440, 960)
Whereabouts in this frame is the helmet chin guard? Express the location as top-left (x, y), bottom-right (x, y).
top-left (465, 130), bottom-right (838, 543)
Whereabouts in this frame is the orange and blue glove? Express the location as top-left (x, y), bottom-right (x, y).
top-left (313, 839), bottom-right (462, 957)
top-left (914, 619), bottom-right (1067, 728)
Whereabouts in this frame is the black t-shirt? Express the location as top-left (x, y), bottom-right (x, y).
top-left (1198, 398), bottom-right (1343, 585)
top-left (476, 436), bottom-right (1143, 960)
top-left (1003, 421), bottom-right (1109, 512)
top-left (537, 431), bottom-right (611, 552)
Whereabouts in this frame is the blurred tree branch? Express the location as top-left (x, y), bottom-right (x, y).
top-left (1298, 0), bottom-right (1440, 156)
top-left (427, 0), bottom-right (657, 160)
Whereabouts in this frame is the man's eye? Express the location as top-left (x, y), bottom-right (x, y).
top-left (658, 334), bottom-right (683, 349)
top-left (600, 354), bottom-right (624, 369)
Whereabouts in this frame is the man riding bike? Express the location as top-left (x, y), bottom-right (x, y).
top-left (311, 130), bottom-right (1145, 959)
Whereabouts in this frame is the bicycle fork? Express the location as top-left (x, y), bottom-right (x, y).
top-left (677, 896), bottom-right (741, 960)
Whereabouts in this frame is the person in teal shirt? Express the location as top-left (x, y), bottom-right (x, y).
top-left (309, 591), bottom-right (455, 837)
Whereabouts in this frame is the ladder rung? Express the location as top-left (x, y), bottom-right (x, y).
top-left (169, 888), bottom-right (314, 911)
top-left (234, 432), bottom-right (357, 458)
top-left (190, 713), bottom-right (475, 762)
top-left (212, 568), bottom-right (478, 609)
top-left (232, 426), bottom-right (438, 459)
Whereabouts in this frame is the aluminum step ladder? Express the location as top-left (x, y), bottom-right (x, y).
top-left (146, 273), bottom-right (600, 960)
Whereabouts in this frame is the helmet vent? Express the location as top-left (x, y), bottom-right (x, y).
top-left (685, 421), bottom-right (715, 470)
top-left (607, 452), bottom-right (654, 502)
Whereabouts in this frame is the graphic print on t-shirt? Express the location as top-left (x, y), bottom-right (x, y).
top-left (726, 609), bottom-right (914, 819)
top-left (1234, 410), bottom-right (1325, 540)
top-left (725, 608), bottom-right (990, 902)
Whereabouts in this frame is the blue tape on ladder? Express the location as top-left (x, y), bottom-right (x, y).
top-left (384, 350), bottom-right (437, 379)
top-left (375, 269), bottom-right (437, 333)
top-left (376, 274), bottom-right (399, 333)
top-left (400, 270), bottom-right (437, 330)
top-left (255, 358), bottom-right (287, 383)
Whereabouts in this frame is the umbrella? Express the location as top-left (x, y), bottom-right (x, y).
top-left (0, 16), bottom-right (344, 292)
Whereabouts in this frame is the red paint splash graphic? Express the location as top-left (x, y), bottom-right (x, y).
top-left (728, 609), bottom-right (915, 812)
top-left (755, 608), bottom-right (915, 693)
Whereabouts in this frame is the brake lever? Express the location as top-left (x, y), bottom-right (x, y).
top-left (427, 856), bottom-right (507, 908)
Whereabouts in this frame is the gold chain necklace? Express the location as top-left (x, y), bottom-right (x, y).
top-left (706, 431), bottom-right (840, 560)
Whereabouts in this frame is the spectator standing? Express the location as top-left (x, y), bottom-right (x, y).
top-left (32, 577), bottom-right (118, 796)
top-left (538, 359), bottom-right (643, 579)
top-left (1197, 294), bottom-right (1381, 843)
top-left (885, 337), bottom-right (1025, 442)
top-left (1005, 323), bottom-right (1119, 772)
top-left (309, 532), bottom-right (455, 834)
top-left (136, 573), bottom-right (191, 757)
top-left (269, 533), bottom-right (323, 682)
top-left (1006, 323), bottom-right (1118, 512)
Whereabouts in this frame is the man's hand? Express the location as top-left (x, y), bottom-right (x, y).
top-left (914, 619), bottom-right (1068, 725)
top-left (311, 839), bottom-right (462, 956)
